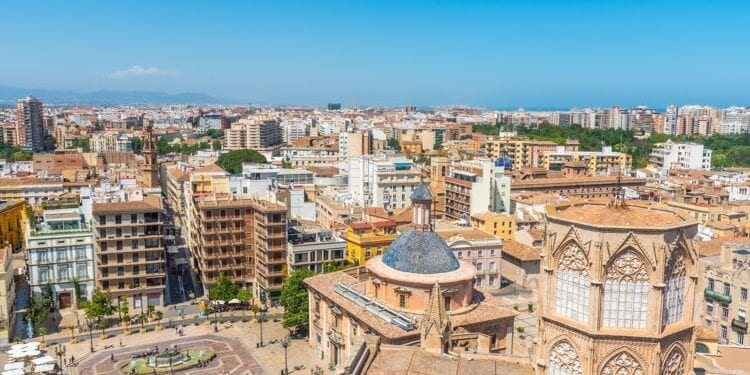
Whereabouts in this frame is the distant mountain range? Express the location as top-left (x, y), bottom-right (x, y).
top-left (0, 85), bottom-right (238, 106)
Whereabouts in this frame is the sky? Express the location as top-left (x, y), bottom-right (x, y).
top-left (1, 0), bottom-right (749, 108)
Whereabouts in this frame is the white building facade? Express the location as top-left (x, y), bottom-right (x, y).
top-left (649, 140), bottom-right (712, 170)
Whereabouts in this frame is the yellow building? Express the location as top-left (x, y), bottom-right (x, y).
top-left (0, 245), bottom-right (15, 344)
top-left (470, 211), bottom-right (516, 240)
top-left (190, 163), bottom-right (230, 195)
top-left (0, 200), bottom-right (27, 252)
top-left (542, 146), bottom-right (632, 174)
top-left (342, 220), bottom-right (397, 265)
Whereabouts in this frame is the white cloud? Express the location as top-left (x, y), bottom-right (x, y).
top-left (105, 65), bottom-right (176, 79)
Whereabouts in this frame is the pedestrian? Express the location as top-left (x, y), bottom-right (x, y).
top-left (120, 338), bottom-right (123, 347)
top-left (70, 355), bottom-right (75, 364)
top-left (110, 353), bottom-right (114, 362)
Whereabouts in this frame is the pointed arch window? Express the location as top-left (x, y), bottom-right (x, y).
top-left (600, 351), bottom-right (644, 375)
top-left (548, 341), bottom-right (583, 375)
top-left (603, 250), bottom-right (649, 329)
top-left (661, 348), bottom-right (685, 375)
top-left (663, 248), bottom-right (687, 326)
top-left (555, 243), bottom-right (590, 324)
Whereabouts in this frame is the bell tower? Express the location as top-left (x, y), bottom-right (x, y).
top-left (142, 126), bottom-right (158, 188)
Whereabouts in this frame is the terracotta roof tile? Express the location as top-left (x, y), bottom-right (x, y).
top-left (502, 240), bottom-right (541, 262)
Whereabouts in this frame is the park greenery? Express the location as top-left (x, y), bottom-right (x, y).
top-left (205, 129), bottom-right (224, 139)
top-left (0, 142), bottom-right (33, 161)
top-left (216, 149), bottom-right (267, 174)
top-left (25, 285), bottom-right (54, 334)
top-left (279, 269), bottom-right (314, 328)
top-left (472, 122), bottom-right (750, 169)
top-left (156, 137), bottom-right (211, 155)
top-left (70, 138), bottom-right (91, 152)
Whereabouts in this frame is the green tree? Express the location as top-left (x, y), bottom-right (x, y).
top-left (131, 137), bottom-right (144, 153)
top-left (206, 129), bottom-right (224, 139)
top-left (147, 304), bottom-right (155, 319)
top-left (323, 262), bottom-right (342, 273)
top-left (118, 300), bottom-right (129, 321)
top-left (387, 138), bottom-right (400, 150)
top-left (83, 288), bottom-right (114, 336)
top-left (38, 327), bottom-right (48, 344)
top-left (70, 138), bottom-right (91, 152)
top-left (216, 149), bottom-right (267, 174)
top-left (209, 273), bottom-right (241, 301)
top-left (25, 295), bottom-right (52, 334)
top-left (279, 269), bottom-right (314, 328)
top-left (44, 135), bottom-right (57, 152)
top-left (72, 277), bottom-right (82, 305)
top-left (236, 288), bottom-right (252, 303)
top-left (212, 139), bottom-right (222, 151)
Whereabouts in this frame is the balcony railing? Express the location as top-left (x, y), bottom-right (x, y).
top-left (705, 289), bottom-right (732, 304)
top-left (732, 318), bottom-right (748, 333)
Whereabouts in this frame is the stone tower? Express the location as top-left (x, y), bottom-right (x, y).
top-left (536, 201), bottom-right (699, 375)
top-left (421, 282), bottom-right (451, 354)
top-left (142, 126), bottom-right (158, 188)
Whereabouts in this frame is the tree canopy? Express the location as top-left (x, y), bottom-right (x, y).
top-left (0, 143), bottom-right (32, 161)
top-left (83, 288), bottom-right (114, 324)
top-left (156, 137), bottom-right (210, 155)
top-left (205, 129), bottom-right (224, 139)
top-left (216, 149), bottom-right (267, 174)
top-left (208, 273), bottom-right (241, 301)
top-left (279, 269), bottom-right (314, 328)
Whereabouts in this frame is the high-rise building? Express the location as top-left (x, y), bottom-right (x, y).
top-left (225, 118), bottom-right (282, 150)
top-left (16, 96), bottom-right (46, 152)
top-left (649, 140), bottom-right (712, 170)
top-left (537, 200), bottom-right (699, 374)
top-left (91, 193), bottom-right (166, 307)
top-left (444, 158), bottom-right (511, 220)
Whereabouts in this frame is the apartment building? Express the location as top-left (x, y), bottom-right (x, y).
top-left (0, 178), bottom-right (64, 206)
top-left (90, 132), bottom-right (134, 153)
top-left (650, 140), bottom-right (712, 170)
top-left (0, 200), bottom-right (26, 252)
top-left (189, 196), bottom-right (257, 288)
top-left (287, 222), bottom-right (346, 274)
top-left (444, 158), bottom-right (511, 220)
top-left (225, 118), bottom-right (282, 150)
top-left (0, 245), bottom-right (15, 345)
top-left (485, 138), bottom-right (579, 169)
top-left (252, 199), bottom-right (288, 306)
top-left (16, 96), bottom-right (46, 152)
top-left (25, 206), bottom-right (94, 309)
top-left (436, 223), bottom-right (503, 290)
top-left (348, 157), bottom-right (421, 209)
top-left (542, 145), bottom-right (632, 175)
top-left (342, 220), bottom-right (397, 265)
top-left (697, 242), bottom-right (750, 346)
top-left (91, 194), bottom-right (166, 308)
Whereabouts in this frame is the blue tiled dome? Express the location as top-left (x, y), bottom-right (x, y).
top-left (410, 185), bottom-right (433, 202)
top-left (382, 230), bottom-right (460, 274)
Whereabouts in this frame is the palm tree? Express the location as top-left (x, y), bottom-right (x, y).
top-left (147, 305), bottom-right (155, 320)
top-left (118, 301), bottom-right (129, 323)
top-left (123, 315), bottom-right (131, 334)
top-left (154, 311), bottom-right (163, 330)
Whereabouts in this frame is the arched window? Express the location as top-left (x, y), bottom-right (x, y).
top-left (663, 248), bottom-right (687, 326)
top-left (548, 341), bottom-right (582, 375)
top-left (603, 250), bottom-right (649, 329)
top-left (600, 352), bottom-right (644, 375)
top-left (555, 243), bottom-right (590, 324)
top-left (662, 348), bottom-right (685, 375)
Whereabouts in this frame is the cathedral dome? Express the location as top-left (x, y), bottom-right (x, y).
top-left (382, 229), bottom-right (460, 274)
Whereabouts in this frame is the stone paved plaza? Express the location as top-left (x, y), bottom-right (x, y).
top-left (64, 318), bottom-right (328, 375)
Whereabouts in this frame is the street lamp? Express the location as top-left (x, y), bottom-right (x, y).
top-left (281, 336), bottom-right (290, 375)
top-left (86, 319), bottom-right (94, 353)
top-left (55, 344), bottom-right (66, 374)
top-left (214, 311), bottom-right (219, 333)
top-left (257, 312), bottom-right (266, 347)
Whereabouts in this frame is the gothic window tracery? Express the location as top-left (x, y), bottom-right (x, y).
top-left (664, 248), bottom-right (687, 326)
top-left (548, 341), bottom-right (583, 375)
top-left (556, 243), bottom-right (590, 323)
top-left (603, 250), bottom-right (649, 328)
top-left (662, 348), bottom-right (685, 375)
top-left (601, 352), bottom-right (644, 375)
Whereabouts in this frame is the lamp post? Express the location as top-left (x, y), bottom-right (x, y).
top-left (55, 344), bottom-right (66, 374)
top-left (86, 319), bottom-right (94, 353)
top-left (258, 312), bottom-right (266, 347)
top-left (214, 311), bottom-right (219, 332)
top-left (281, 336), bottom-right (290, 375)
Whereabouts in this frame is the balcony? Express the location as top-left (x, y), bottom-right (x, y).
top-left (328, 327), bottom-right (344, 345)
top-left (705, 289), bottom-right (732, 304)
top-left (732, 318), bottom-right (748, 333)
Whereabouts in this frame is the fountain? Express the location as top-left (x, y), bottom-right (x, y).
top-left (119, 346), bottom-right (214, 374)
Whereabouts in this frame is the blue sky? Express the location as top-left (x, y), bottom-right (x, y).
top-left (1, 1), bottom-right (748, 107)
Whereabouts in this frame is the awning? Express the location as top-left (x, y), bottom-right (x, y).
top-left (228, 298), bottom-right (241, 304)
top-left (34, 363), bottom-right (56, 373)
top-left (167, 246), bottom-right (179, 254)
top-left (2, 369), bottom-right (24, 375)
top-left (32, 356), bottom-right (55, 365)
top-left (211, 300), bottom-right (225, 305)
top-left (3, 363), bottom-right (23, 371)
